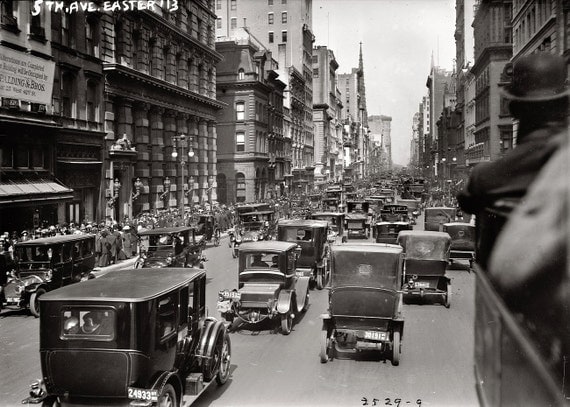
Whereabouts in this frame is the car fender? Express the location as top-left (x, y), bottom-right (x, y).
top-left (150, 370), bottom-right (183, 402)
top-left (295, 276), bottom-right (310, 300)
top-left (277, 290), bottom-right (294, 314)
top-left (198, 317), bottom-right (226, 363)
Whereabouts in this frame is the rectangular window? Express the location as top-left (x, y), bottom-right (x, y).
top-left (313, 68), bottom-right (319, 78)
top-left (268, 31), bottom-right (274, 43)
top-left (230, 17), bottom-right (237, 29)
top-left (282, 12), bottom-right (287, 23)
top-left (236, 132), bottom-right (245, 152)
top-left (312, 55), bottom-right (318, 63)
top-left (268, 13), bottom-right (274, 24)
top-left (61, 308), bottom-right (116, 340)
top-left (216, 18), bottom-right (222, 29)
top-left (236, 102), bottom-right (245, 120)
top-left (282, 30), bottom-right (287, 42)
top-left (216, 0), bottom-right (221, 9)
top-left (268, 0), bottom-right (273, 4)
top-left (230, 0), bottom-right (236, 10)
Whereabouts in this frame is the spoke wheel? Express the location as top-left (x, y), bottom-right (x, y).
top-left (316, 270), bottom-right (324, 290)
top-left (391, 330), bottom-right (401, 366)
top-left (320, 329), bottom-right (330, 363)
top-left (280, 310), bottom-right (293, 335)
top-left (157, 384), bottom-right (177, 407)
top-left (216, 333), bottom-right (232, 385)
top-left (30, 288), bottom-right (46, 318)
top-left (445, 284), bottom-right (452, 308)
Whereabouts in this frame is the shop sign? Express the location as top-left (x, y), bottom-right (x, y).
top-left (0, 46), bottom-right (55, 105)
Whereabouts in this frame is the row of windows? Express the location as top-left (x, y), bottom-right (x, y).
top-left (268, 12), bottom-right (288, 24)
top-left (214, 0), bottom-right (287, 11)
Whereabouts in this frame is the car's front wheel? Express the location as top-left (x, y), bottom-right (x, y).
top-left (280, 307), bottom-right (293, 335)
top-left (29, 288), bottom-right (46, 318)
top-left (216, 333), bottom-right (232, 385)
top-left (391, 330), bottom-right (401, 366)
top-left (156, 383), bottom-right (177, 407)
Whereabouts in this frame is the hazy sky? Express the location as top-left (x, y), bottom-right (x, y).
top-left (312, 0), bottom-right (457, 166)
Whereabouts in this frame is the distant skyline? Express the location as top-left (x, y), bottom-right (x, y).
top-left (312, 0), bottom-right (457, 166)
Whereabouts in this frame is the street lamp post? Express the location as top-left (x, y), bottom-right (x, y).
top-left (171, 134), bottom-right (195, 214)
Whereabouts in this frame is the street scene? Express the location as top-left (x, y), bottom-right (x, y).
top-left (1, 0), bottom-right (569, 406)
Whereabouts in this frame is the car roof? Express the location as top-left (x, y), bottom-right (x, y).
top-left (397, 230), bottom-right (451, 239)
top-left (331, 243), bottom-right (403, 255)
top-left (425, 207), bottom-right (456, 211)
top-left (241, 210), bottom-right (274, 215)
top-left (138, 226), bottom-right (195, 235)
top-left (278, 219), bottom-right (329, 228)
top-left (16, 234), bottom-right (94, 246)
top-left (40, 268), bottom-right (206, 303)
top-left (238, 241), bottom-right (298, 252)
top-left (375, 221), bottom-right (411, 225)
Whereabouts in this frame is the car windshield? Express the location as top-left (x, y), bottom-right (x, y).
top-left (347, 220), bottom-right (364, 229)
top-left (61, 308), bottom-right (116, 341)
top-left (242, 222), bottom-right (263, 231)
top-left (332, 251), bottom-right (400, 289)
top-left (243, 252), bottom-right (280, 269)
top-left (405, 236), bottom-right (450, 260)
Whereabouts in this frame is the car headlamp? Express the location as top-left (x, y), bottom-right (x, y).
top-left (252, 235), bottom-right (259, 242)
top-left (45, 269), bottom-right (53, 281)
top-left (166, 256), bottom-right (173, 266)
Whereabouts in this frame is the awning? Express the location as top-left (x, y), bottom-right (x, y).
top-left (0, 177), bottom-right (74, 205)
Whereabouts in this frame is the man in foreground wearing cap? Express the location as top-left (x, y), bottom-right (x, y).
top-left (458, 52), bottom-right (569, 217)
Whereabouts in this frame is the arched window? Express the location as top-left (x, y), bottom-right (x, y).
top-left (238, 68), bottom-right (245, 80)
top-left (236, 173), bottom-right (246, 202)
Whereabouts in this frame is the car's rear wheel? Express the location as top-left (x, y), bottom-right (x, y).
top-left (445, 284), bottom-right (452, 308)
top-left (216, 333), bottom-right (232, 385)
top-left (391, 330), bottom-right (401, 366)
top-left (281, 309), bottom-right (293, 335)
top-left (316, 269), bottom-right (324, 290)
top-left (320, 329), bottom-right (330, 363)
top-left (30, 288), bottom-right (46, 318)
top-left (157, 383), bottom-right (177, 407)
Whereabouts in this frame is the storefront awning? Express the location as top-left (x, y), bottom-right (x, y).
top-left (0, 177), bottom-right (74, 205)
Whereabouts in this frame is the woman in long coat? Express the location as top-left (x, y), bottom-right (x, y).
top-left (98, 230), bottom-right (110, 267)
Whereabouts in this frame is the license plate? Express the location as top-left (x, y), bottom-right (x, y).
top-left (6, 297), bottom-right (19, 303)
top-left (220, 290), bottom-right (241, 300)
top-left (296, 271), bottom-right (305, 277)
top-left (415, 281), bottom-right (430, 288)
top-left (127, 387), bottom-right (158, 402)
top-left (364, 331), bottom-right (386, 341)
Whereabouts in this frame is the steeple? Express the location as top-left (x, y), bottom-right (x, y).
top-left (357, 42), bottom-right (367, 126)
top-left (358, 42), bottom-right (364, 75)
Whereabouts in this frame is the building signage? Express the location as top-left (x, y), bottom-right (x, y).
top-left (0, 46), bottom-right (55, 105)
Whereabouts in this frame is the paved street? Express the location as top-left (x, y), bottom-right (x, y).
top-left (1, 216), bottom-right (478, 407)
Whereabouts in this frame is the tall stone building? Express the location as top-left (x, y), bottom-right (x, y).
top-left (469, 0), bottom-right (512, 167)
top-left (101, 2), bottom-right (223, 221)
top-left (215, 0), bottom-right (315, 193)
top-left (338, 44), bottom-right (369, 180)
top-left (215, 28), bottom-right (287, 203)
top-left (0, 1), bottom-right (106, 231)
top-left (368, 115), bottom-right (392, 172)
top-left (312, 45), bottom-right (343, 186)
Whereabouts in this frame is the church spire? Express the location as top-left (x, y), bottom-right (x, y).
top-left (359, 42), bottom-right (364, 74)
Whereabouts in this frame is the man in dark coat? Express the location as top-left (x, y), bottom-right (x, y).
top-left (457, 53), bottom-right (569, 216)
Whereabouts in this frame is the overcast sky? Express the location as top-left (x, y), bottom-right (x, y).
top-left (312, 0), bottom-right (457, 166)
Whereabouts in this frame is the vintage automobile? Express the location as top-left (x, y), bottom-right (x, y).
top-left (231, 210), bottom-right (275, 259)
top-left (308, 212), bottom-right (347, 244)
top-left (375, 221), bottom-right (413, 244)
top-left (277, 219), bottom-right (330, 290)
top-left (137, 226), bottom-right (205, 269)
top-left (397, 230), bottom-right (452, 308)
top-left (320, 243), bottom-right (404, 365)
top-left (217, 241), bottom-right (309, 335)
top-left (397, 198), bottom-right (422, 218)
top-left (345, 213), bottom-right (369, 240)
top-left (443, 222), bottom-right (476, 269)
top-left (22, 267), bottom-right (231, 406)
top-left (424, 207), bottom-right (457, 231)
top-left (195, 213), bottom-right (221, 246)
top-left (379, 204), bottom-right (409, 223)
top-left (322, 197), bottom-right (341, 212)
top-left (3, 234), bottom-right (96, 317)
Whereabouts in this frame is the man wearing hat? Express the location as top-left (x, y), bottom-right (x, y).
top-left (458, 52), bottom-right (569, 216)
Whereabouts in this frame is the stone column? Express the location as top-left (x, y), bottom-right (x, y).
top-left (177, 113), bottom-right (190, 208)
top-left (150, 106), bottom-right (165, 209)
top-left (207, 121), bottom-right (217, 202)
top-left (187, 116), bottom-right (200, 204)
top-left (134, 102), bottom-right (151, 213)
top-left (198, 119), bottom-right (208, 203)
top-left (163, 110), bottom-right (177, 209)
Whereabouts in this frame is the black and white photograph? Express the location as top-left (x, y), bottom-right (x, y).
top-left (0, 0), bottom-right (568, 406)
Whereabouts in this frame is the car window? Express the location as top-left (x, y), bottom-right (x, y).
top-left (157, 294), bottom-right (177, 341)
top-left (61, 308), bottom-right (115, 341)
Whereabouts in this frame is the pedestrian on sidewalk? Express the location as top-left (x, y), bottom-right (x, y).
top-left (97, 229), bottom-right (110, 267)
